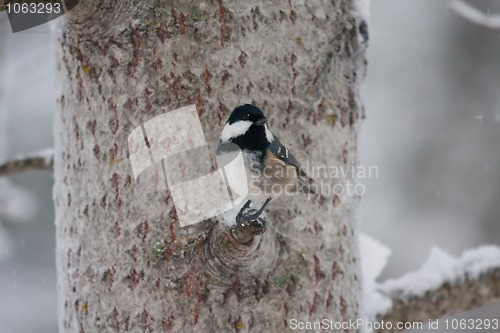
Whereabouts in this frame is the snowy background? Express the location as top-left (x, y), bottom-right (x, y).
top-left (0, 1), bottom-right (499, 332)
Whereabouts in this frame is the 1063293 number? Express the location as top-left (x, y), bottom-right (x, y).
top-left (6, 2), bottom-right (62, 14)
top-left (444, 318), bottom-right (499, 330)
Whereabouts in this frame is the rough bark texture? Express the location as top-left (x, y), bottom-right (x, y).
top-left (54, 1), bottom-right (368, 332)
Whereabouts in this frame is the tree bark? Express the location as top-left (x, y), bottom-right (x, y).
top-left (54, 1), bottom-right (368, 332)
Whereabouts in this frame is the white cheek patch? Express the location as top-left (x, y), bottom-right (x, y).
top-left (264, 124), bottom-right (274, 142)
top-left (220, 121), bottom-right (252, 142)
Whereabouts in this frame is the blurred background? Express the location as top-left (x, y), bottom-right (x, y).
top-left (0, 1), bottom-right (499, 332)
top-left (360, 0), bottom-right (500, 331)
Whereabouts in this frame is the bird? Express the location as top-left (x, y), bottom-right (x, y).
top-left (216, 104), bottom-right (314, 220)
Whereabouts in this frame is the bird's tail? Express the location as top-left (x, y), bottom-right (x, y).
top-left (297, 176), bottom-right (318, 197)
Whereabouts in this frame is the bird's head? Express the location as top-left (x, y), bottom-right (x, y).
top-left (227, 104), bottom-right (267, 126)
top-left (220, 104), bottom-right (269, 143)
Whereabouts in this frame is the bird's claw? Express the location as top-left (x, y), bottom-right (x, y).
top-left (235, 207), bottom-right (266, 234)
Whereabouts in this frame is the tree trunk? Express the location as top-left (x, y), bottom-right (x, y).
top-left (54, 1), bottom-right (368, 332)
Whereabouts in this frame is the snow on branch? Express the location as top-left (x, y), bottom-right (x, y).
top-left (449, 0), bottom-right (500, 31)
top-left (374, 246), bottom-right (500, 333)
top-left (0, 148), bottom-right (54, 177)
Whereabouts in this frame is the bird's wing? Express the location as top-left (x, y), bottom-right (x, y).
top-left (267, 137), bottom-right (305, 176)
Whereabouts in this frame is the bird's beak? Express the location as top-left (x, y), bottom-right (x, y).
top-left (256, 118), bottom-right (267, 125)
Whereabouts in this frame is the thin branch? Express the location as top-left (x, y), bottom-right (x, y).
top-left (375, 246), bottom-right (500, 333)
top-left (449, 0), bottom-right (500, 31)
top-left (377, 267), bottom-right (500, 332)
top-left (0, 148), bottom-right (54, 177)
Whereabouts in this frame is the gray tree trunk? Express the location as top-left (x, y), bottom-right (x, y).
top-left (54, 1), bottom-right (368, 332)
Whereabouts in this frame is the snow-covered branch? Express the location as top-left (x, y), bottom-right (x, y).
top-left (374, 246), bottom-right (500, 333)
top-left (0, 148), bottom-right (54, 177)
top-left (449, 0), bottom-right (500, 31)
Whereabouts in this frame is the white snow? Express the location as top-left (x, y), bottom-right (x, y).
top-left (1, 147), bottom-right (55, 166)
top-left (361, 236), bottom-right (500, 319)
top-left (381, 246), bottom-right (500, 298)
top-left (455, 246), bottom-right (500, 279)
top-left (37, 147), bottom-right (55, 166)
top-left (365, 245), bottom-right (500, 318)
top-left (47, 15), bottom-right (65, 34)
top-left (359, 233), bottom-right (392, 319)
top-left (355, 0), bottom-right (371, 20)
top-left (381, 247), bottom-right (455, 297)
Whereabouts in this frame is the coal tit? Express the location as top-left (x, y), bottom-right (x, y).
top-left (216, 104), bottom-right (314, 219)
